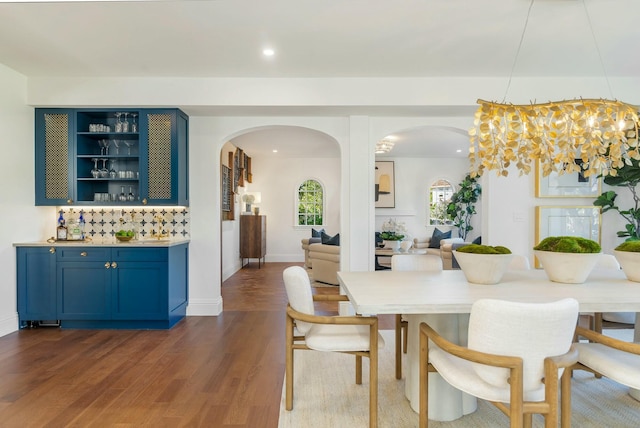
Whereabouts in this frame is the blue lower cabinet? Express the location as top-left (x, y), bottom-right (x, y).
top-left (17, 247), bottom-right (57, 326)
top-left (16, 244), bottom-right (188, 329)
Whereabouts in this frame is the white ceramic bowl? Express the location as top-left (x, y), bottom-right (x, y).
top-left (453, 251), bottom-right (514, 284)
top-left (534, 250), bottom-right (601, 284)
top-left (614, 250), bottom-right (640, 282)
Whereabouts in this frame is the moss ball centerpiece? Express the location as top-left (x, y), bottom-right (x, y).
top-left (614, 241), bottom-right (640, 282)
top-left (533, 236), bottom-right (602, 284)
top-left (453, 244), bottom-right (514, 284)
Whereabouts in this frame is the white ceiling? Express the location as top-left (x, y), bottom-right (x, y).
top-left (1, 0), bottom-right (638, 158)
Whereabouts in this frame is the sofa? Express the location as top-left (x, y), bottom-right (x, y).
top-left (413, 236), bottom-right (464, 270)
top-left (307, 243), bottom-right (340, 285)
top-left (301, 237), bottom-right (322, 268)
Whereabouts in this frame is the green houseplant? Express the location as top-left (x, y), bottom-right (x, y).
top-left (453, 244), bottom-right (513, 285)
top-left (446, 174), bottom-right (481, 241)
top-left (613, 241), bottom-right (640, 282)
top-left (593, 158), bottom-right (640, 241)
top-left (533, 236), bottom-right (602, 284)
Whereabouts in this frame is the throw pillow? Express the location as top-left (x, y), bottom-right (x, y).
top-left (321, 231), bottom-right (340, 246)
top-left (428, 228), bottom-right (451, 248)
top-left (311, 228), bottom-right (325, 238)
top-left (472, 236), bottom-right (482, 245)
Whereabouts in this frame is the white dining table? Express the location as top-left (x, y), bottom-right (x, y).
top-left (337, 268), bottom-right (640, 420)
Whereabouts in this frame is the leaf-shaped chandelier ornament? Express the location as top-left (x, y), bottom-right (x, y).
top-left (468, 99), bottom-right (639, 178)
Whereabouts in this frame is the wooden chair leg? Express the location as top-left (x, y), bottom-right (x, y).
top-left (395, 314), bottom-right (402, 379)
top-left (419, 328), bottom-right (429, 428)
top-left (402, 319), bottom-right (408, 353)
top-left (523, 414), bottom-right (532, 428)
top-left (356, 355), bottom-right (363, 385)
top-left (285, 316), bottom-right (294, 410)
top-left (561, 368), bottom-right (572, 428)
top-left (370, 350), bottom-right (378, 428)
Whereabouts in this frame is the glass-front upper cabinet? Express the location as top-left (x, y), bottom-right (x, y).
top-left (35, 108), bottom-right (188, 206)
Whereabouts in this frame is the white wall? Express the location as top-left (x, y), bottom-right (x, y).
top-left (0, 64), bottom-right (52, 336)
top-left (373, 157), bottom-right (475, 243)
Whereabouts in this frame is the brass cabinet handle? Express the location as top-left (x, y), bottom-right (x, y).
top-left (111, 262), bottom-right (117, 269)
top-left (105, 262), bottom-right (111, 269)
top-left (67, 199), bottom-right (73, 204)
top-left (80, 251), bottom-right (87, 257)
top-left (142, 198), bottom-right (148, 205)
top-left (49, 247), bottom-right (56, 254)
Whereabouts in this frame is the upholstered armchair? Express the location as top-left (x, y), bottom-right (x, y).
top-left (283, 266), bottom-right (384, 428)
top-left (420, 298), bottom-right (579, 428)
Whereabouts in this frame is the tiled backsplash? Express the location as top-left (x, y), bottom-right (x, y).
top-left (58, 207), bottom-right (190, 239)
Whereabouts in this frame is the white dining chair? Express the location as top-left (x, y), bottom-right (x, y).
top-left (391, 254), bottom-right (443, 380)
top-left (589, 254), bottom-right (634, 333)
top-left (508, 254), bottom-right (530, 270)
top-left (420, 298), bottom-right (579, 428)
top-left (572, 326), bottom-right (640, 399)
top-left (283, 266), bottom-right (384, 428)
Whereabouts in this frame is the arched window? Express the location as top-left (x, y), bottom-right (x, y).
top-left (429, 179), bottom-right (454, 225)
top-left (297, 179), bottom-right (324, 226)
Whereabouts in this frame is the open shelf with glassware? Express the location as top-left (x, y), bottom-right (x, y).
top-left (35, 108), bottom-right (189, 206)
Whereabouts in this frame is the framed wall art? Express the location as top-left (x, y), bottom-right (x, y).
top-left (535, 205), bottom-right (601, 267)
top-left (375, 161), bottom-right (395, 208)
top-left (535, 159), bottom-right (600, 197)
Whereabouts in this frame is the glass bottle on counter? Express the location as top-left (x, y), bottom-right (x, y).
top-left (56, 210), bottom-right (67, 241)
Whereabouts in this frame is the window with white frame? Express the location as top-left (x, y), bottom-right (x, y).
top-left (297, 179), bottom-right (324, 226)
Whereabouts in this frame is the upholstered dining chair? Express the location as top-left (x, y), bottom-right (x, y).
top-left (419, 298), bottom-right (579, 428)
top-left (391, 254), bottom-right (443, 380)
top-left (572, 326), bottom-right (640, 396)
top-left (283, 266), bottom-right (384, 428)
top-left (508, 254), bottom-right (530, 270)
top-left (589, 254), bottom-right (634, 333)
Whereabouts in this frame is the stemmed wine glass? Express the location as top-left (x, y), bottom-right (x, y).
top-left (123, 140), bottom-right (133, 155)
top-left (91, 158), bottom-right (100, 178)
top-left (112, 139), bottom-right (120, 155)
top-left (99, 158), bottom-right (109, 178)
top-left (115, 112), bottom-right (123, 133)
top-left (109, 159), bottom-right (117, 178)
top-left (98, 139), bottom-right (111, 155)
top-left (122, 112), bottom-right (130, 133)
top-left (131, 113), bottom-right (138, 133)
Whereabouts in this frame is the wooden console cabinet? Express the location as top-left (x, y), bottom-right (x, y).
top-left (240, 215), bottom-right (266, 268)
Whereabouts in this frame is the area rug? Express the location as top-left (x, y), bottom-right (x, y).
top-left (278, 330), bottom-right (640, 427)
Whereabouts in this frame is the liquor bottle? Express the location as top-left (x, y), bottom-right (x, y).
top-left (78, 210), bottom-right (86, 240)
top-left (56, 210), bottom-right (67, 240)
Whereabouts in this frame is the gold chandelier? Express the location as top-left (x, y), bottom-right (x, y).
top-left (468, 98), bottom-right (639, 178)
top-left (468, 0), bottom-right (640, 179)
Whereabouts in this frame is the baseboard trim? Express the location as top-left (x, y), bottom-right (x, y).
top-left (0, 313), bottom-right (19, 338)
top-left (187, 298), bottom-right (223, 316)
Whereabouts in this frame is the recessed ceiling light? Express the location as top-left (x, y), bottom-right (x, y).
top-left (263, 48), bottom-right (275, 57)
top-left (272, 149), bottom-right (278, 153)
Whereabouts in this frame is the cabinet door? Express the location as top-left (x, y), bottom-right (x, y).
top-left (35, 109), bottom-right (75, 206)
top-left (111, 261), bottom-right (168, 320)
top-left (57, 261), bottom-right (112, 320)
top-left (16, 247), bottom-right (57, 323)
top-left (139, 109), bottom-right (189, 205)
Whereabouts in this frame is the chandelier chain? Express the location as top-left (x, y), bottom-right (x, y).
top-left (502, 0), bottom-right (534, 103)
top-left (582, 0), bottom-right (614, 99)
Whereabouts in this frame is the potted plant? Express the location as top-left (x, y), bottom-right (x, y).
top-left (446, 174), bottom-right (481, 241)
top-left (533, 236), bottom-right (602, 283)
top-left (614, 240), bottom-right (640, 282)
top-left (453, 244), bottom-right (513, 284)
top-left (593, 157), bottom-right (640, 241)
top-left (379, 218), bottom-right (407, 250)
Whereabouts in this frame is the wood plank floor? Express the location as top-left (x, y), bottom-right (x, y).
top-left (0, 262), bottom-right (392, 427)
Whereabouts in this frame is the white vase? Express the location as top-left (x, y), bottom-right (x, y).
top-left (614, 250), bottom-right (640, 282)
top-left (384, 240), bottom-right (401, 250)
top-left (400, 240), bottom-right (412, 252)
top-left (453, 251), bottom-right (513, 284)
top-left (534, 250), bottom-right (601, 284)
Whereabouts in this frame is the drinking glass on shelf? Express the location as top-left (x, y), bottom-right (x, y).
top-left (112, 139), bottom-right (120, 155)
top-left (109, 159), bottom-right (117, 178)
top-left (99, 158), bottom-right (109, 178)
top-left (123, 140), bottom-right (133, 155)
top-left (115, 112), bottom-right (123, 133)
top-left (119, 186), bottom-right (126, 202)
top-left (122, 112), bottom-right (130, 133)
top-left (91, 158), bottom-right (100, 178)
top-left (131, 113), bottom-right (138, 133)
top-left (128, 186), bottom-right (135, 202)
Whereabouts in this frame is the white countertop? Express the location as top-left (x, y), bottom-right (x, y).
top-left (14, 238), bottom-right (190, 247)
top-left (338, 268), bottom-right (640, 314)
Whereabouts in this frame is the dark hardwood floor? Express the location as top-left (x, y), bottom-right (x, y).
top-left (0, 262), bottom-right (392, 427)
